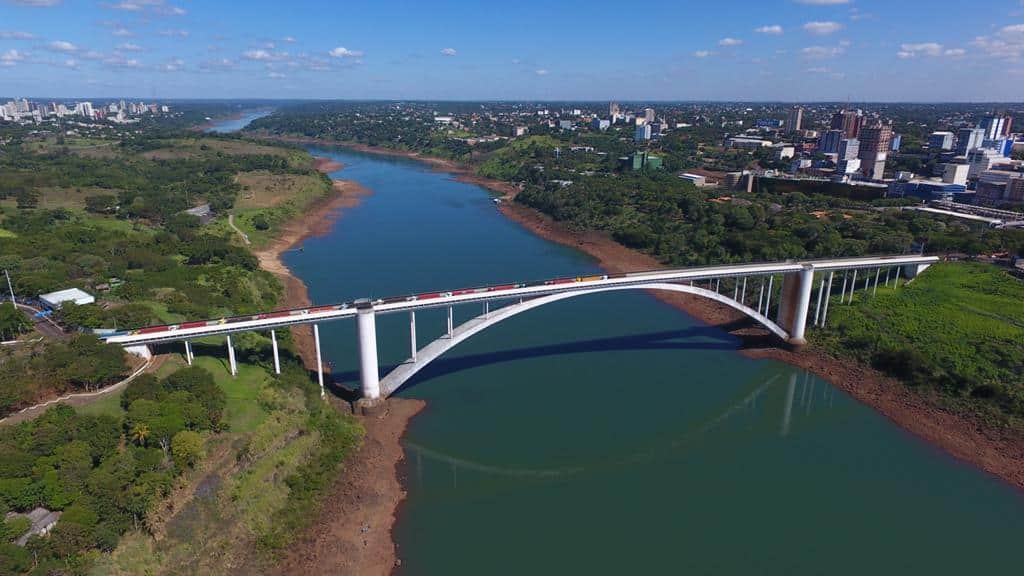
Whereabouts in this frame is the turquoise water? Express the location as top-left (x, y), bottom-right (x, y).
top-left (208, 113), bottom-right (1024, 574)
top-left (284, 147), bottom-right (1024, 575)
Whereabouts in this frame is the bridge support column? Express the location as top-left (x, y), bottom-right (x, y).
top-left (355, 300), bottom-right (382, 406)
top-left (813, 276), bottom-right (825, 327)
top-left (270, 330), bottom-right (280, 375)
top-left (848, 270), bottom-right (858, 304)
top-left (446, 306), bottom-right (453, 338)
top-left (313, 324), bottom-right (325, 398)
top-left (226, 335), bottom-right (237, 376)
top-left (777, 266), bottom-right (814, 346)
top-left (184, 341), bottom-right (193, 365)
top-left (820, 272), bottom-right (834, 328)
top-left (872, 269), bottom-right (880, 296)
top-left (409, 311), bottom-right (417, 362)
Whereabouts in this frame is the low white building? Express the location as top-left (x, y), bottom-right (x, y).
top-left (39, 288), bottom-right (95, 309)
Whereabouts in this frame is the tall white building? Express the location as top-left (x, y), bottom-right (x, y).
top-left (643, 108), bottom-right (655, 123)
top-left (786, 107), bottom-right (803, 133)
top-left (634, 124), bottom-right (652, 142)
top-left (967, 148), bottom-right (1003, 179)
top-left (980, 116), bottom-right (1006, 140)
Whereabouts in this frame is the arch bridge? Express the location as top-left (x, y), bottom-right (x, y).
top-left (101, 255), bottom-right (938, 405)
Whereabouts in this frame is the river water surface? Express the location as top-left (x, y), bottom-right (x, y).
top-left (214, 116), bottom-right (1024, 574)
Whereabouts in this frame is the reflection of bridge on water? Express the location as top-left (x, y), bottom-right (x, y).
top-left (404, 370), bottom-right (836, 490)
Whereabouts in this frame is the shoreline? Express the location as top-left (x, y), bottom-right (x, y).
top-left (252, 156), bottom-right (422, 575)
top-left (256, 135), bottom-right (1024, 493)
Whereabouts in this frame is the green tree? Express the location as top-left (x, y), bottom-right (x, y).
top-left (0, 302), bottom-right (30, 342)
top-left (171, 431), bottom-right (204, 468)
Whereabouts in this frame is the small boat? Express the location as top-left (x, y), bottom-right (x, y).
top-left (492, 198), bottom-right (502, 205)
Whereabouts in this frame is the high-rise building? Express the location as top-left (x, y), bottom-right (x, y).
top-left (956, 128), bottom-right (986, 156)
top-left (839, 138), bottom-right (860, 161)
top-left (609, 102), bottom-right (620, 118)
top-left (967, 148), bottom-right (1003, 179)
top-left (830, 109), bottom-right (864, 138)
top-left (786, 107), bottom-right (804, 133)
top-left (856, 123), bottom-right (892, 180)
top-left (634, 124), bottom-right (652, 142)
top-left (643, 108), bottom-right (655, 123)
top-left (1002, 115), bottom-right (1013, 137)
top-left (980, 115), bottom-right (1006, 140)
top-left (591, 118), bottom-right (610, 131)
top-left (820, 129), bottom-right (844, 154)
top-left (928, 131), bottom-right (955, 151)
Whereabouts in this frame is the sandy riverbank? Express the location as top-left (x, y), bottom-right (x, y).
top-left (251, 156), bottom-right (423, 575)
top-left (258, 138), bottom-right (1024, 492)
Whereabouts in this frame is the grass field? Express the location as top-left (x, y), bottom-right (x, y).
top-left (0, 228), bottom-right (15, 238)
top-left (816, 261), bottom-right (1024, 422)
top-left (139, 138), bottom-right (302, 162)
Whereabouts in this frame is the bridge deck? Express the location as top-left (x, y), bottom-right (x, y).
top-left (103, 254), bottom-right (939, 347)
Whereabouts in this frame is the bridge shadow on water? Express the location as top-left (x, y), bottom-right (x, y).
top-left (363, 324), bottom-right (743, 397)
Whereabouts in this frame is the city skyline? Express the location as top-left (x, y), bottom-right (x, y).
top-left (1, 0), bottom-right (1024, 101)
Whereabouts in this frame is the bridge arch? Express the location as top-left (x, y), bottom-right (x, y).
top-left (378, 282), bottom-right (790, 397)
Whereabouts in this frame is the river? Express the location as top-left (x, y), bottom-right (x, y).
top-left (211, 116), bottom-right (1024, 574)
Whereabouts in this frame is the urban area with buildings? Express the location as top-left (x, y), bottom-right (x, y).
top-left (428, 100), bottom-right (1023, 209)
top-left (0, 97), bottom-right (170, 124)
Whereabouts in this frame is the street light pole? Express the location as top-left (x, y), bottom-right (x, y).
top-left (3, 270), bottom-right (13, 304)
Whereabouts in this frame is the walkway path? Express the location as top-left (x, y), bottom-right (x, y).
top-left (228, 214), bottom-right (251, 245)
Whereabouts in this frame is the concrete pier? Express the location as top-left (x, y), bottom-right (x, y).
top-left (355, 299), bottom-right (381, 404)
top-left (226, 335), bottom-right (237, 376)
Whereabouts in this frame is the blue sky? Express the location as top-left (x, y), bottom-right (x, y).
top-left (2, 0), bottom-right (1024, 101)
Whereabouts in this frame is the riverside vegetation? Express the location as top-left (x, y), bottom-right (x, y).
top-left (249, 102), bottom-right (1024, 424)
top-left (0, 126), bottom-right (363, 574)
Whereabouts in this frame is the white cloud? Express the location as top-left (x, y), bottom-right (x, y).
top-left (944, 48), bottom-right (966, 57)
top-left (896, 42), bottom-right (943, 58)
top-left (244, 49), bottom-right (272, 60)
top-left (268, 71), bottom-right (286, 79)
top-left (1, 49), bottom-right (27, 65)
top-left (694, 50), bottom-right (713, 58)
top-left (7, 0), bottom-right (61, 5)
top-left (806, 66), bottom-right (831, 73)
top-left (794, 0), bottom-right (849, 4)
top-left (329, 46), bottom-right (363, 58)
top-left (755, 25), bottom-right (784, 35)
top-left (199, 57), bottom-right (235, 70)
top-left (718, 37), bottom-right (743, 47)
top-left (104, 55), bottom-right (141, 68)
top-left (153, 4), bottom-right (185, 15)
top-left (283, 36), bottom-right (297, 43)
top-left (0, 31), bottom-right (36, 40)
top-left (440, 47), bottom-right (457, 56)
top-left (804, 21), bottom-right (843, 35)
top-left (63, 59), bottom-right (78, 69)
top-left (48, 40), bottom-right (77, 52)
top-left (535, 68), bottom-right (548, 75)
top-left (970, 33), bottom-right (1024, 61)
top-left (117, 42), bottom-right (143, 52)
top-left (112, 27), bottom-right (133, 37)
top-left (79, 50), bottom-right (104, 60)
top-left (159, 29), bottom-right (189, 38)
top-left (801, 45), bottom-right (845, 58)
top-left (160, 57), bottom-right (184, 71)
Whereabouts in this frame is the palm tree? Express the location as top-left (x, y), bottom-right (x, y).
top-left (131, 423), bottom-right (150, 446)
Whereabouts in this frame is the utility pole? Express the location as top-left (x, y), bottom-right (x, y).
top-left (3, 269), bottom-right (13, 304)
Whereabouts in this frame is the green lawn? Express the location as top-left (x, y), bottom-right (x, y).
top-left (192, 355), bottom-right (270, 433)
top-left (816, 262), bottom-right (1024, 423)
top-left (75, 389), bottom-right (125, 418)
top-left (0, 228), bottom-right (15, 238)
